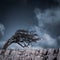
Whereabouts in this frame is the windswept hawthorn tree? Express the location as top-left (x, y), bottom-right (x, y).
top-left (1, 29), bottom-right (40, 54)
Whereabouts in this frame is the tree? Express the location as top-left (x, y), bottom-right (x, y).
top-left (1, 29), bottom-right (39, 54)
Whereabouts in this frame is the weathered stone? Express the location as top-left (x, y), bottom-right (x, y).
top-left (0, 49), bottom-right (60, 60)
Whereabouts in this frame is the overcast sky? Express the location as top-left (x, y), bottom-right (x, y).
top-left (0, 0), bottom-right (60, 49)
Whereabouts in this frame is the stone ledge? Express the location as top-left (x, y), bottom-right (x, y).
top-left (0, 49), bottom-right (60, 60)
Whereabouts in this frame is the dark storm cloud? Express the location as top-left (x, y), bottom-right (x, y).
top-left (27, 0), bottom-right (59, 9)
top-left (0, 0), bottom-right (38, 49)
top-left (33, 7), bottom-right (60, 48)
top-left (0, 0), bottom-right (60, 49)
top-left (34, 7), bottom-right (60, 37)
top-left (0, 0), bottom-right (59, 9)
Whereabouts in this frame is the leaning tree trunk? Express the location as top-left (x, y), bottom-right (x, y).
top-left (1, 29), bottom-right (39, 55)
top-left (1, 39), bottom-right (13, 55)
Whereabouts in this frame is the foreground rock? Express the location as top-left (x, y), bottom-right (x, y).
top-left (0, 49), bottom-right (60, 60)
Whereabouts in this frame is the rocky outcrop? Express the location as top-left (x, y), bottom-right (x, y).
top-left (0, 49), bottom-right (60, 60)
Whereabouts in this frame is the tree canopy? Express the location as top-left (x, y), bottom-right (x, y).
top-left (1, 29), bottom-right (40, 54)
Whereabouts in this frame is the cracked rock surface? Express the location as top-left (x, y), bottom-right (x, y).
top-left (0, 49), bottom-right (60, 60)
